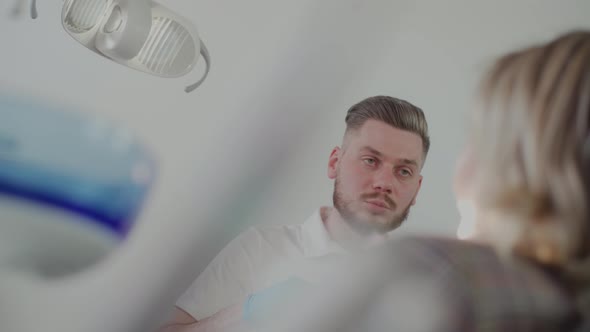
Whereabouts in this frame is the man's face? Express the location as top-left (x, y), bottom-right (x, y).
top-left (328, 119), bottom-right (424, 234)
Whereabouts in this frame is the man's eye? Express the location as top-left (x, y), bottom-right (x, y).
top-left (399, 169), bottom-right (412, 177)
top-left (363, 158), bottom-right (376, 166)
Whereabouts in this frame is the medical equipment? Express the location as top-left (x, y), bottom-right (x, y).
top-left (0, 90), bottom-right (317, 332)
top-left (0, 95), bottom-right (157, 331)
top-left (16, 0), bottom-right (210, 93)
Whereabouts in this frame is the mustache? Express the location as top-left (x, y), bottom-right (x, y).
top-left (360, 192), bottom-right (396, 209)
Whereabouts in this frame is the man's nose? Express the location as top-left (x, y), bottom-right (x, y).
top-left (372, 168), bottom-right (393, 194)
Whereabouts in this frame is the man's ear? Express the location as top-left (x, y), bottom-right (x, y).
top-left (328, 147), bottom-right (341, 179)
top-left (411, 175), bottom-right (423, 205)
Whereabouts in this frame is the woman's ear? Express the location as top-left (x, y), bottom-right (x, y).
top-left (453, 147), bottom-right (476, 200)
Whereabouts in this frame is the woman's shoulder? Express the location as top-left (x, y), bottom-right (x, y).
top-left (382, 235), bottom-right (496, 266)
top-left (382, 235), bottom-right (576, 330)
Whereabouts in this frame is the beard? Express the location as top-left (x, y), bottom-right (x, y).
top-left (333, 177), bottom-right (411, 235)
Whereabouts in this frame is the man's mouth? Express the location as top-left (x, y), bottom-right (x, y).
top-left (364, 199), bottom-right (390, 210)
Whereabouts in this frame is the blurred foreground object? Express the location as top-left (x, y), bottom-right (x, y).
top-left (0, 94), bottom-right (156, 331)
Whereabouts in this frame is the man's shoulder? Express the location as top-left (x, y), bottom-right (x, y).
top-left (241, 223), bottom-right (307, 251)
top-left (226, 209), bottom-right (325, 262)
top-left (247, 222), bottom-right (306, 237)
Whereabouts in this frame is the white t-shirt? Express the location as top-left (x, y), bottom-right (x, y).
top-left (176, 208), bottom-right (344, 320)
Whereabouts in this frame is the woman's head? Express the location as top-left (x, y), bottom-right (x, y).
top-left (459, 31), bottom-right (590, 266)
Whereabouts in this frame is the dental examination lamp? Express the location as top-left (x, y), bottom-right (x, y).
top-left (19, 0), bottom-right (210, 93)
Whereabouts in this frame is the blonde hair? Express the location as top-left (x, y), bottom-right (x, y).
top-left (472, 30), bottom-right (590, 304)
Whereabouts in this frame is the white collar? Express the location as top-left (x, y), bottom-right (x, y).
top-left (301, 207), bottom-right (345, 258)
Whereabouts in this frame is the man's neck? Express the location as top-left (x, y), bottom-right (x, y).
top-left (320, 206), bottom-right (387, 251)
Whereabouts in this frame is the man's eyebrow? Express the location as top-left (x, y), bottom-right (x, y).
top-left (360, 146), bottom-right (383, 157)
top-left (398, 158), bottom-right (419, 168)
top-left (361, 146), bottom-right (419, 167)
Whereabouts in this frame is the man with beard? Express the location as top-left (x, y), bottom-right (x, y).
top-left (158, 95), bottom-right (430, 332)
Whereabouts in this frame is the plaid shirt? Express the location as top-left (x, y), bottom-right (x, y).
top-left (267, 237), bottom-right (580, 332)
top-left (360, 237), bottom-right (580, 332)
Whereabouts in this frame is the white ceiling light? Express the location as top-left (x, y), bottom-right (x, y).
top-left (16, 0), bottom-right (210, 93)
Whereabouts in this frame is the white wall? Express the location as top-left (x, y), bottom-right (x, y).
top-left (1, 0), bottom-right (589, 272)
